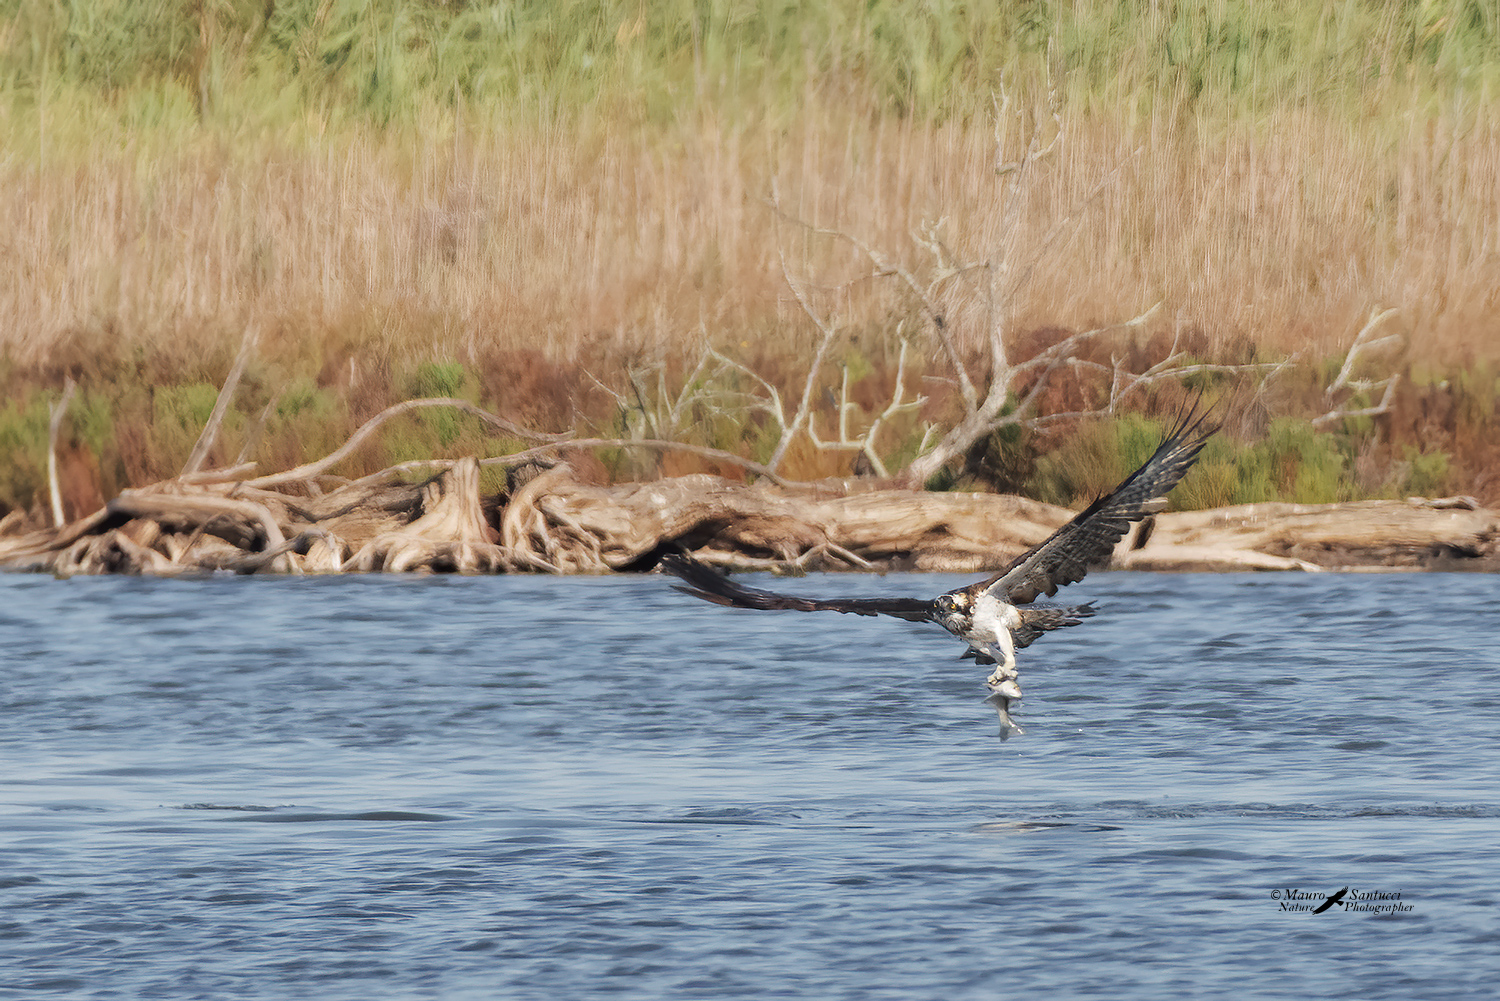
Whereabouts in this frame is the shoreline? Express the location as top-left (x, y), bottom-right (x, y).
top-left (2, 463), bottom-right (1494, 577)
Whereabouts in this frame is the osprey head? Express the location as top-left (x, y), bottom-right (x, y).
top-left (936, 592), bottom-right (972, 615)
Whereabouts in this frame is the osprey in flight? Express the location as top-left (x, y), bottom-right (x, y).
top-left (661, 409), bottom-right (1216, 736)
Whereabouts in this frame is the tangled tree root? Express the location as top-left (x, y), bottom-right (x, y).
top-left (0, 457), bottom-right (514, 576)
top-left (1, 454), bottom-right (1495, 576)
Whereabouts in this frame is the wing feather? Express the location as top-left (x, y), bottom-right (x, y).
top-left (661, 554), bottom-right (938, 623)
top-left (979, 406), bottom-right (1216, 605)
top-left (1013, 603), bottom-right (1097, 648)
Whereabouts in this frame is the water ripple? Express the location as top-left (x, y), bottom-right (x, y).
top-left (1, 571), bottom-right (1497, 999)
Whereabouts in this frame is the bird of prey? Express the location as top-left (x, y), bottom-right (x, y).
top-left (661, 407), bottom-right (1216, 736)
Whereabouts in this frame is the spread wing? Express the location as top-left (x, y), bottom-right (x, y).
top-left (975, 407), bottom-right (1216, 605)
top-left (660, 554), bottom-right (938, 623)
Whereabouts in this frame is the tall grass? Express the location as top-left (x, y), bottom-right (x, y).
top-left (2, 1), bottom-right (1498, 515)
top-left (4, 84), bottom-right (1496, 371)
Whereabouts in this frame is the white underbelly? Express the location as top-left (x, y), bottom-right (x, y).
top-left (971, 596), bottom-right (1020, 641)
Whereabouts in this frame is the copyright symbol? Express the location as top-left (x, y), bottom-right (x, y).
top-left (1271, 890), bottom-right (1281, 900)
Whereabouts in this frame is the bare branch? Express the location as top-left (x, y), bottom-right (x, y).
top-left (994, 80), bottom-right (1064, 175)
top-left (234, 391), bottom-right (280, 469)
top-left (1328, 307), bottom-right (1401, 397)
top-left (1012, 303), bottom-right (1163, 376)
top-left (770, 246), bottom-right (842, 472)
top-left (861, 338), bottom-right (927, 472)
top-left (180, 463), bottom-right (260, 485)
top-left (183, 322), bottom-right (259, 476)
top-left (332, 436), bottom-right (791, 493)
top-left (242, 398), bottom-right (570, 489)
top-left (47, 377), bottom-right (77, 527)
top-left (1312, 374), bottom-right (1402, 428)
top-left (584, 368), bottom-right (631, 410)
top-left (757, 90), bottom-right (1203, 489)
top-left (765, 199), bottom-right (981, 414)
top-left (663, 349), bottom-right (721, 434)
top-left (805, 339), bottom-right (927, 479)
top-left (1311, 307), bottom-right (1403, 427)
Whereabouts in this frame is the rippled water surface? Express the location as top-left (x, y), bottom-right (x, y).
top-left (2, 570), bottom-right (1498, 999)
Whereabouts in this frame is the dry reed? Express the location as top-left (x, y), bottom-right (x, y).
top-left (4, 88), bottom-right (1497, 381)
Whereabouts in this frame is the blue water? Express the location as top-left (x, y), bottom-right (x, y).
top-left (1, 570), bottom-right (1497, 999)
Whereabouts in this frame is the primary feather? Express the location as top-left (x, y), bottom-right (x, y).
top-left (972, 405), bottom-right (1215, 605)
top-left (662, 553), bottom-right (937, 623)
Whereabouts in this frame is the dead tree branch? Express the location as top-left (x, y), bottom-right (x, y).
top-left (47, 377), bottom-right (77, 527)
top-left (764, 87), bottom-right (1237, 487)
top-left (769, 246), bottom-right (843, 473)
top-left (1312, 374), bottom-right (1402, 429)
top-left (183, 322), bottom-right (259, 476)
top-left (241, 398), bottom-right (570, 489)
top-left (328, 437), bottom-right (791, 493)
top-left (1328, 307), bottom-right (1401, 396)
top-left (806, 338), bottom-right (928, 478)
top-left (1313, 307), bottom-right (1404, 428)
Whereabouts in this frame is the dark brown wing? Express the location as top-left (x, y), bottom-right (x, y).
top-left (1013, 602), bottom-right (1097, 648)
top-left (661, 554), bottom-right (938, 623)
top-left (974, 406), bottom-right (1216, 605)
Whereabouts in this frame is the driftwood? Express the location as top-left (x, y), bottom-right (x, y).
top-left (0, 457), bottom-right (512, 576)
top-left (497, 472), bottom-right (1498, 574)
top-left (1, 456), bottom-right (1495, 576)
top-left (345, 458), bottom-right (506, 573)
top-left (500, 470), bottom-right (1078, 573)
top-left (1114, 497), bottom-right (1498, 572)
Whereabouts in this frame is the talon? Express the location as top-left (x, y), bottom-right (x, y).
top-left (986, 677), bottom-right (1023, 701)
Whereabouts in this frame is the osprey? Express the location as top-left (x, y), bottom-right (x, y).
top-left (661, 409), bottom-right (1215, 736)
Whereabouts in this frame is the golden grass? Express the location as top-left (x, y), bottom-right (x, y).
top-left (4, 84), bottom-right (1499, 386)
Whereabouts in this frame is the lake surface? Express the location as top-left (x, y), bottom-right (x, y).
top-left (1, 570), bottom-right (1497, 999)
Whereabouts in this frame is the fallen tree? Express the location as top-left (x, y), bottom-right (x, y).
top-left (5, 350), bottom-right (1494, 577)
top-left (1114, 496), bottom-right (1498, 572)
top-left (499, 473), bottom-right (1499, 573)
top-left (2, 447), bottom-right (1494, 576)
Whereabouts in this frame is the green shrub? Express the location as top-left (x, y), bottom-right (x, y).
top-left (408, 360), bottom-right (468, 399)
top-left (1028, 412), bottom-right (1159, 507)
top-left (1026, 413), bottom-right (1360, 510)
top-left (1401, 447), bottom-right (1451, 498)
top-left (0, 396), bottom-right (50, 513)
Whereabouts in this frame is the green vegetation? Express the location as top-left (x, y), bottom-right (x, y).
top-left (1029, 408), bottom-right (1459, 513)
top-left (0, 396), bottom-right (52, 514)
top-left (7, 1), bottom-right (1500, 129)
top-left (0, 354), bottom-right (1479, 522)
top-left (1182, 419), bottom-right (1355, 507)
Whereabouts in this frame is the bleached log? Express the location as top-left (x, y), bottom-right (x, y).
top-left (502, 468), bottom-right (1100, 573)
top-left (501, 469), bottom-right (1500, 574)
top-left (1114, 500), bottom-right (1498, 570)
top-left (5, 457), bottom-right (1495, 576)
top-left (54, 528), bottom-right (181, 576)
top-left (105, 490), bottom-right (288, 554)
